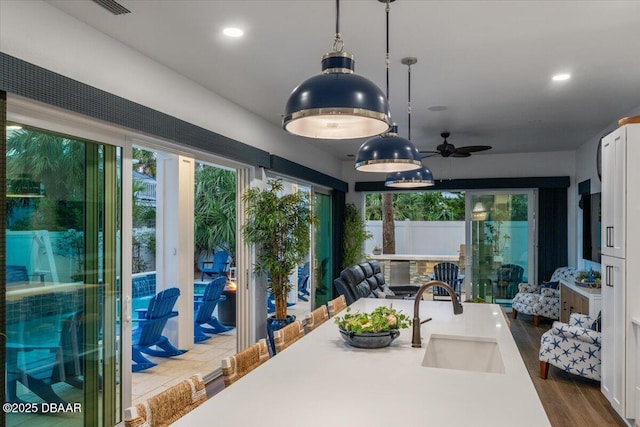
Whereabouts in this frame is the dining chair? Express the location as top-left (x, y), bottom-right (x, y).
top-left (273, 320), bottom-right (305, 354)
top-left (124, 373), bottom-right (207, 427)
top-left (327, 295), bottom-right (347, 317)
top-left (304, 305), bottom-right (329, 333)
top-left (221, 338), bottom-right (270, 387)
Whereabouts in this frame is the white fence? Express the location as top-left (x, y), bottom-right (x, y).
top-left (365, 220), bottom-right (465, 256)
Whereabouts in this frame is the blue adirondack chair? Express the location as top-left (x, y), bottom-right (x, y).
top-left (7, 265), bottom-right (29, 283)
top-left (194, 277), bottom-right (233, 342)
top-left (199, 251), bottom-right (231, 281)
top-left (132, 287), bottom-right (187, 372)
top-left (6, 294), bottom-right (79, 404)
top-left (432, 262), bottom-right (462, 301)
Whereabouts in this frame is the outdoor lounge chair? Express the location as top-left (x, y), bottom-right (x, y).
top-left (432, 262), bottom-right (461, 301)
top-left (6, 294), bottom-right (80, 404)
top-left (194, 277), bottom-right (233, 342)
top-left (199, 250), bottom-right (231, 281)
top-left (132, 287), bottom-right (187, 372)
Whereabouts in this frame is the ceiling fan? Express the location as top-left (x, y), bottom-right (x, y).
top-left (420, 132), bottom-right (492, 158)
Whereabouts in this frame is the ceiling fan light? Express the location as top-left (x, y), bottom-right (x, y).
top-left (385, 166), bottom-right (434, 188)
top-left (354, 126), bottom-right (422, 173)
top-left (283, 52), bottom-right (391, 139)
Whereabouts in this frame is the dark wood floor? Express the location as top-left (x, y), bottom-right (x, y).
top-left (204, 314), bottom-right (627, 427)
top-left (509, 313), bottom-right (627, 427)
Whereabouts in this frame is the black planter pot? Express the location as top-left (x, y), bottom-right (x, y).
top-left (267, 314), bottom-right (296, 355)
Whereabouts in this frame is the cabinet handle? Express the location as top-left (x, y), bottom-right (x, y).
top-left (606, 265), bottom-right (614, 287)
top-left (563, 301), bottom-right (567, 311)
top-left (569, 306), bottom-right (574, 315)
top-left (606, 226), bottom-right (614, 247)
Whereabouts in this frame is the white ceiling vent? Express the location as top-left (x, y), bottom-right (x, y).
top-left (92, 0), bottom-right (131, 15)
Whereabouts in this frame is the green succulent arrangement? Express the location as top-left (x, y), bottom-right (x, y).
top-left (334, 306), bottom-right (412, 333)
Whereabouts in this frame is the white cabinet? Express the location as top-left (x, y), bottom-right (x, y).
top-left (601, 126), bottom-right (626, 259)
top-left (600, 123), bottom-right (640, 421)
top-left (601, 255), bottom-right (626, 415)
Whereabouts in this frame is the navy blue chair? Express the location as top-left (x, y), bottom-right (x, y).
top-left (132, 287), bottom-right (187, 372)
top-left (432, 262), bottom-right (461, 301)
top-left (194, 277), bottom-right (233, 342)
top-left (199, 251), bottom-right (231, 281)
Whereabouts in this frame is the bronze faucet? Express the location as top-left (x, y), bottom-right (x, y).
top-left (412, 280), bottom-right (464, 348)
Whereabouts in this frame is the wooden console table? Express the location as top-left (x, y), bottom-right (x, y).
top-left (559, 278), bottom-right (602, 323)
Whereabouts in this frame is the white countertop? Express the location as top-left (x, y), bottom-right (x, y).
top-left (369, 254), bottom-right (460, 261)
top-left (171, 299), bottom-right (550, 427)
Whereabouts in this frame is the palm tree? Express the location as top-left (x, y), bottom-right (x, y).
top-left (194, 165), bottom-right (236, 261)
top-left (6, 128), bottom-right (85, 230)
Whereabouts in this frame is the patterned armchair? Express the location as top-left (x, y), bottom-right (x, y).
top-left (512, 267), bottom-right (579, 326)
top-left (539, 313), bottom-right (601, 381)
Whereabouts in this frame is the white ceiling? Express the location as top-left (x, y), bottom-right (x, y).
top-left (47, 0), bottom-right (640, 160)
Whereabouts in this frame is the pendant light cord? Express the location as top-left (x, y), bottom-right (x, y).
top-left (385, 0), bottom-right (390, 102)
top-left (333, 0), bottom-right (344, 52)
top-left (408, 62), bottom-right (412, 140)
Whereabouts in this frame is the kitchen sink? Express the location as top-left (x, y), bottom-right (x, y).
top-left (421, 334), bottom-right (505, 374)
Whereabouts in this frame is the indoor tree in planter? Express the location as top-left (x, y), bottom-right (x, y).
top-left (242, 179), bottom-right (316, 321)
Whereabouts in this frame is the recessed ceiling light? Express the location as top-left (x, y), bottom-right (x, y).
top-left (552, 73), bottom-right (571, 81)
top-left (223, 27), bottom-right (244, 38)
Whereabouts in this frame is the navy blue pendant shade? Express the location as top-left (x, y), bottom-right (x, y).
top-left (283, 51), bottom-right (392, 139)
top-left (385, 166), bottom-right (435, 188)
top-left (354, 126), bottom-right (422, 173)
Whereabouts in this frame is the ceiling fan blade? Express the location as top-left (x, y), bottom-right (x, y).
top-left (420, 152), bottom-right (440, 159)
top-left (454, 145), bottom-right (492, 154)
top-left (451, 152), bottom-right (471, 158)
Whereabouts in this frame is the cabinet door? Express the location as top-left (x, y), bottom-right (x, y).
top-left (601, 255), bottom-right (626, 416)
top-left (560, 284), bottom-right (573, 323)
top-left (601, 127), bottom-right (626, 258)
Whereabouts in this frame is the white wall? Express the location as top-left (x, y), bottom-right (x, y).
top-left (0, 0), bottom-right (341, 178)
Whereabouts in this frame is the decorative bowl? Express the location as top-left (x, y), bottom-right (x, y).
top-left (338, 327), bottom-right (401, 349)
top-left (574, 280), bottom-right (600, 289)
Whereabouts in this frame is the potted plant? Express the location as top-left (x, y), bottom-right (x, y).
top-left (334, 306), bottom-right (411, 348)
top-left (242, 179), bottom-right (316, 326)
top-left (372, 245), bottom-right (382, 256)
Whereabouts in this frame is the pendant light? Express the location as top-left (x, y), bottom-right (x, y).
top-left (354, 0), bottom-right (422, 173)
top-left (283, 0), bottom-right (392, 140)
top-left (385, 57), bottom-right (435, 187)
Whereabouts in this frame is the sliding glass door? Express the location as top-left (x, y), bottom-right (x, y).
top-left (465, 191), bottom-right (536, 306)
top-left (5, 124), bottom-right (122, 426)
top-left (313, 191), bottom-right (332, 308)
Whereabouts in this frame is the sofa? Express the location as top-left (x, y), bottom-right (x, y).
top-left (512, 266), bottom-right (579, 326)
top-left (333, 260), bottom-right (417, 306)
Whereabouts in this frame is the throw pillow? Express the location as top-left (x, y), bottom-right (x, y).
top-left (540, 281), bottom-right (559, 290)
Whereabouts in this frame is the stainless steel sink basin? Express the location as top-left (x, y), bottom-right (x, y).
top-left (421, 334), bottom-right (505, 374)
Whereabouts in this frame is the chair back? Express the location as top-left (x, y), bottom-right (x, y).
top-left (304, 305), bottom-right (329, 332)
top-left (327, 295), bottom-right (347, 317)
top-left (497, 264), bottom-right (524, 299)
top-left (194, 277), bottom-right (226, 324)
top-left (273, 320), bottom-right (305, 353)
top-left (433, 262), bottom-right (460, 298)
top-left (124, 373), bottom-right (207, 427)
top-left (221, 339), bottom-right (270, 387)
top-left (137, 288), bottom-right (180, 347)
top-left (211, 251), bottom-right (231, 274)
top-left (7, 265), bottom-right (29, 283)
